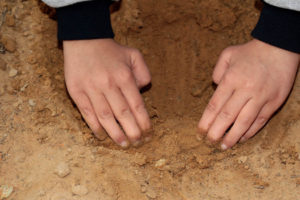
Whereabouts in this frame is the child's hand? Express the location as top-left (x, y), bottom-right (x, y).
top-left (63, 39), bottom-right (151, 147)
top-left (198, 39), bottom-right (299, 150)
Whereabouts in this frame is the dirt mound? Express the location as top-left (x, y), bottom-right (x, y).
top-left (0, 0), bottom-right (299, 199)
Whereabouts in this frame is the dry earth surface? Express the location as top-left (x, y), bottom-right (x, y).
top-left (0, 0), bottom-right (300, 199)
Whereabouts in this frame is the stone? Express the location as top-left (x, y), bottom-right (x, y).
top-left (237, 156), bottom-right (248, 164)
top-left (2, 37), bottom-right (16, 53)
top-left (155, 158), bottom-right (167, 168)
top-left (20, 83), bottom-right (28, 92)
top-left (28, 99), bottom-right (36, 107)
top-left (140, 185), bottom-right (147, 193)
top-left (8, 68), bottom-right (18, 77)
top-left (133, 153), bottom-right (147, 166)
top-left (254, 185), bottom-right (265, 190)
top-left (71, 184), bottom-right (88, 196)
top-left (0, 185), bottom-right (13, 199)
top-left (54, 162), bottom-right (71, 178)
top-left (0, 58), bottom-right (7, 71)
top-left (145, 187), bottom-right (157, 199)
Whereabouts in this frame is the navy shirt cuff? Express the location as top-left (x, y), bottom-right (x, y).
top-left (56, 0), bottom-right (114, 41)
top-left (252, 2), bottom-right (300, 53)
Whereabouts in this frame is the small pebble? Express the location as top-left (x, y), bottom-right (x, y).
top-left (72, 184), bottom-right (89, 196)
top-left (90, 155), bottom-right (95, 162)
top-left (155, 158), bottom-right (166, 168)
top-left (133, 153), bottom-right (147, 166)
top-left (140, 185), bottom-right (147, 193)
top-left (54, 162), bottom-right (71, 178)
top-left (145, 187), bottom-right (157, 199)
top-left (38, 190), bottom-right (46, 197)
top-left (238, 156), bottom-right (248, 164)
top-left (20, 83), bottom-right (28, 92)
top-left (254, 185), bottom-right (265, 190)
top-left (28, 99), bottom-right (36, 107)
top-left (8, 68), bottom-right (18, 77)
top-left (0, 185), bottom-right (14, 199)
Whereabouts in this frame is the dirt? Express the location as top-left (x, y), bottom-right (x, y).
top-left (0, 0), bottom-right (300, 199)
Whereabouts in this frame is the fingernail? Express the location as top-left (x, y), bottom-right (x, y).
top-left (120, 141), bottom-right (129, 148)
top-left (94, 131), bottom-right (107, 141)
top-left (239, 137), bottom-right (246, 143)
top-left (221, 143), bottom-right (228, 150)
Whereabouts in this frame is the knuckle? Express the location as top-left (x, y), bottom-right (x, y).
top-left (244, 80), bottom-right (256, 90)
top-left (212, 73), bottom-right (219, 84)
top-left (134, 102), bottom-right (146, 114)
top-left (101, 76), bottom-right (115, 89)
top-left (117, 67), bottom-right (133, 84)
top-left (117, 106), bottom-right (131, 119)
top-left (67, 83), bottom-right (80, 96)
top-left (240, 116), bottom-right (253, 126)
top-left (219, 47), bottom-right (232, 61)
top-left (222, 73), bottom-right (233, 85)
top-left (222, 47), bottom-right (233, 55)
top-left (131, 48), bottom-right (142, 57)
top-left (97, 109), bottom-right (113, 120)
top-left (140, 74), bottom-right (151, 86)
top-left (206, 101), bottom-right (217, 113)
top-left (219, 110), bottom-right (233, 120)
top-left (256, 115), bottom-right (268, 125)
top-left (79, 105), bottom-right (93, 117)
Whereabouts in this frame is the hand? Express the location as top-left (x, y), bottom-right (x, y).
top-left (63, 39), bottom-right (151, 147)
top-left (198, 39), bottom-right (299, 150)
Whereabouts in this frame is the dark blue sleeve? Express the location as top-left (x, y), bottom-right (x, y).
top-left (56, 0), bottom-right (114, 41)
top-left (252, 2), bottom-right (300, 53)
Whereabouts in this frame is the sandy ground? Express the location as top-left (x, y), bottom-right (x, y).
top-left (0, 0), bottom-right (300, 199)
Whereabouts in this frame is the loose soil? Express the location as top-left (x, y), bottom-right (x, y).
top-left (0, 0), bottom-right (300, 199)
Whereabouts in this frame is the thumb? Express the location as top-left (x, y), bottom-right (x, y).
top-left (129, 49), bottom-right (152, 89)
top-left (212, 47), bottom-right (232, 84)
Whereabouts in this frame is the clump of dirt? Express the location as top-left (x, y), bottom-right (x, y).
top-left (0, 0), bottom-right (300, 199)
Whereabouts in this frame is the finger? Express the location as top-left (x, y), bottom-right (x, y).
top-left (206, 91), bottom-right (250, 143)
top-left (221, 100), bottom-right (264, 150)
top-left (239, 102), bottom-right (275, 143)
top-left (129, 49), bottom-right (151, 89)
top-left (87, 91), bottom-right (129, 147)
top-left (104, 86), bottom-right (142, 144)
top-left (212, 48), bottom-right (232, 84)
top-left (120, 76), bottom-right (151, 133)
top-left (198, 81), bottom-right (234, 134)
top-left (70, 92), bottom-right (107, 140)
